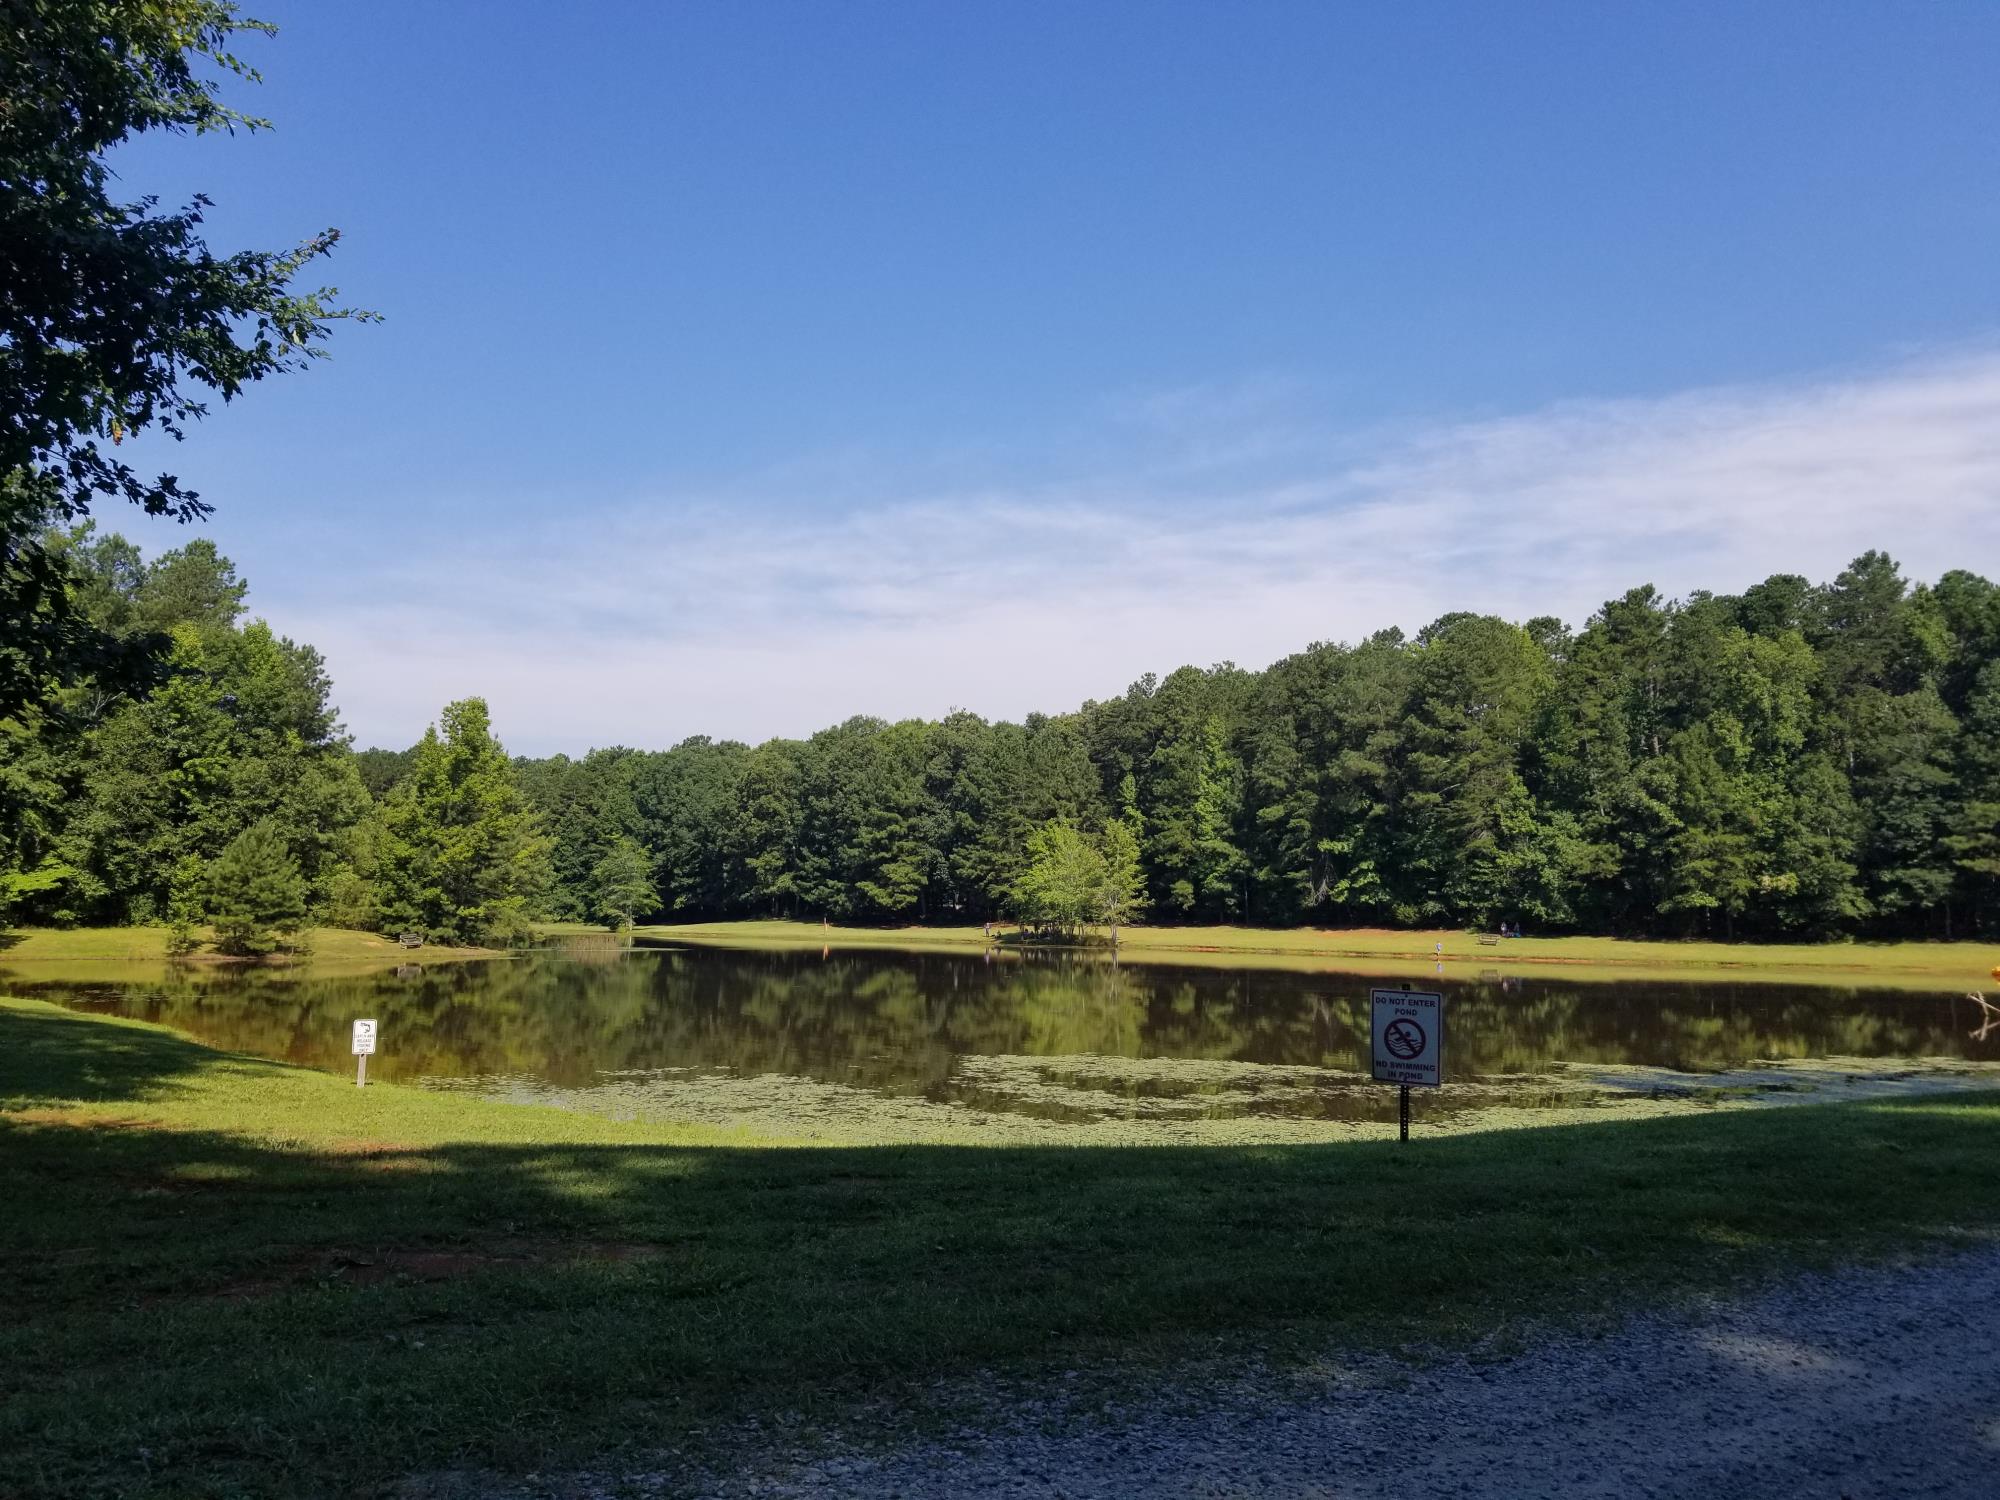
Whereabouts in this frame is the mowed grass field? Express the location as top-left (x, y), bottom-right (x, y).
top-left (6, 996), bottom-right (2000, 1499)
top-left (627, 918), bottom-right (2000, 988)
top-left (0, 925), bottom-right (499, 978)
top-left (8, 922), bottom-right (1993, 991)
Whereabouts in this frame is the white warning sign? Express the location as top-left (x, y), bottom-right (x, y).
top-left (1370, 989), bottom-right (1442, 1088)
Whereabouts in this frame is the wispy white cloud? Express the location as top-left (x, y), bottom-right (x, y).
top-left (265, 351), bottom-right (2000, 754)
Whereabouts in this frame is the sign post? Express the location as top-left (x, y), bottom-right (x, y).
top-left (1370, 987), bottom-right (1443, 1141)
top-left (351, 1018), bottom-right (377, 1087)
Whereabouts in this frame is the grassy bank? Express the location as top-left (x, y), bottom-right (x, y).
top-left (13, 921), bottom-right (1995, 990)
top-left (0, 925), bottom-right (500, 978)
top-left (632, 918), bottom-right (2000, 987)
top-left (6, 998), bottom-right (2000, 1499)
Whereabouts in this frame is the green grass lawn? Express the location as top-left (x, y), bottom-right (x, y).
top-left (0, 924), bottom-right (499, 977)
top-left (635, 918), bottom-right (2000, 987)
top-left (6, 997), bottom-right (2000, 1499)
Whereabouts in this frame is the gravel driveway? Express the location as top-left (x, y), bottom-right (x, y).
top-left (681, 1246), bottom-right (2000, 1499)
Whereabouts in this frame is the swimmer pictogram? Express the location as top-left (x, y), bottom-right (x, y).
top-left (1383, 1017), bottom-right (1426, 1060)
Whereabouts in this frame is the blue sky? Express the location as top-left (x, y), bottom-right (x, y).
top-left (111, 2), bottom-right (2000, 752)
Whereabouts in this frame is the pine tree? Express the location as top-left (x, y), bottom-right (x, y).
top-left (947, 720), bottom-right (1032, 918)
top-left (376, 699), bottom-right (553, 945)
top-left (853, 719), bottom-right (936, 918)
top-left (1141, 668), bottom-right (1249, 919)
top-left (729, 742), bottom-right (804, 916)
top-left (635, 738), bottom-right (745, 917)
top-left (1392, 615), bottom-right (1554, 925)
top-left (207, 821), bottom-right (306, 956)
top-left (1096, 818), bottom-right (1149, 931)
top-left (1944, 661), bottom-right (2000, 932)
top-left (163, 854), bottom-right (205, 956)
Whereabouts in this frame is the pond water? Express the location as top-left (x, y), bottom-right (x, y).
top-left (16, 940), bottom-right (1999, 1139)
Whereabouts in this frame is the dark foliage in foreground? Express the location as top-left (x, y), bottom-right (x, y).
top-left (1, 1), bottom-right (364, 722)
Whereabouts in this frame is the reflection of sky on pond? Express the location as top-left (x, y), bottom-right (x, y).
top-left (21, 943), bottom-right (1999, 1130)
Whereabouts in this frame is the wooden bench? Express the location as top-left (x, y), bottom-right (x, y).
top-left (398, 932), bottom-right (424, 949)
top-left (1476, 933), bottom-right (1501, 947)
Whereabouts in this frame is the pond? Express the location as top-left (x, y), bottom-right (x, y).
top-left (16, 939), bottom-right (1999, 1142)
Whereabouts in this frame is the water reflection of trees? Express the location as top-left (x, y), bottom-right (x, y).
top-left (19, 950), bottom-right (1993, 1094)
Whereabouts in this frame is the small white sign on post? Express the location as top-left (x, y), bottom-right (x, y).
top-left (1370, 988), bottom-right (1442, 1087)
top-left (352, 1018), bottom-right (377, 1086)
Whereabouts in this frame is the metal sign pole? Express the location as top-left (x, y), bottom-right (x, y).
top-left (357, 1053), bottom-right (367, 1088)
top-left (1399, 1083), bottom-right (1410, 1143)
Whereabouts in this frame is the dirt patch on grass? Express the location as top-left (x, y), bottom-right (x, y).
top-left (5, 1109), bottom-right (171, 1129)
top-left (321, 1139), bottom-right (442, 1170)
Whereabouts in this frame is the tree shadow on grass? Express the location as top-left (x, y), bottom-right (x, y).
top-left (5, 1000), bottom-right (2000, 1500)
top-left (0, 998), bottom-right (290, 1109)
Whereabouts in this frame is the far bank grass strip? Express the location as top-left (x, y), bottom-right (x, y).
top-left (0, 924), bottom-right (502, 979)
top-left (632, 919), bottom-right (2000, 986)
top-left (5, 998), bottom-right (2000, 1500)
top-left (9, 922), bottom-right (1994, 991)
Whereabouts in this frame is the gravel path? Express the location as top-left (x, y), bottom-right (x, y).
top-left (682, 1247), bottom-right (2000, 1500)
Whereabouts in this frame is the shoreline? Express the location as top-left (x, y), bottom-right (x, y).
top-left (4, 920), bottom-right (1993, 991)
top-left (620, 919), bottom-right (2000, 989)
top-left (0, 925), bottom-right (503, 980)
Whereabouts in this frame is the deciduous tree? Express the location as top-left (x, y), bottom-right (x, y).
top-left (1, 1), bottom-right (366, 720)
top-left (589, 838), bottom-right (656, 930)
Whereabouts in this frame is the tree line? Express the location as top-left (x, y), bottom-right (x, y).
top-left (506, 552), bottom-right (2000, 940)
top-left (20, 526), bottom-right (1993, 943)
top-left (3, 531), bottom-right (1996, 945)
top-left (0, 528), bottom-right (549, 949)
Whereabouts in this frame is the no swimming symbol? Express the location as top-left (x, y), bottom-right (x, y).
top-left (1383, 1017), bottom-right (1427, 1061)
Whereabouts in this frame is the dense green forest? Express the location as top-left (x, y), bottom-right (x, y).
top-left (502, 551), bottom-right (2000, 939)
top-left (3, 527), bottom-right (1998, 942)
top-left (0, 528), bottom-right (548, 947)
